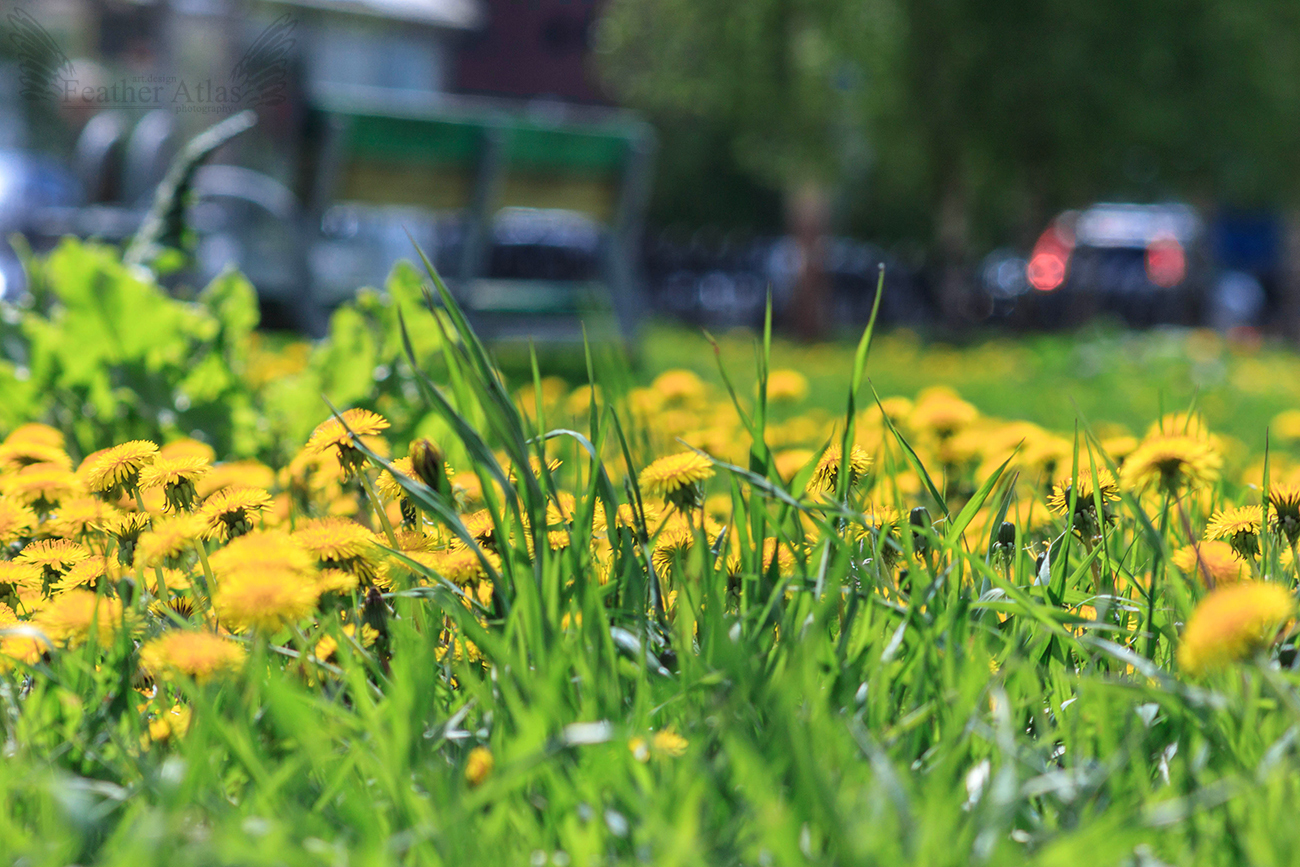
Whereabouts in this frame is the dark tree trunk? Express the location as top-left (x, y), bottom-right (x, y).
top-left (787, 182), bottom-right (831, 341)
top-left (936, 174), bottom-right (970, 330)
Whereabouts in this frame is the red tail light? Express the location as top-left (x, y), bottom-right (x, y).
top-left (1145, 236), bottom-right (1186, 288)
top-left (1027, 227), bottom-right (1073, 292)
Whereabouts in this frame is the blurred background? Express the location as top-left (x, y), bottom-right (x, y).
top-left (2, 0), bottom-right (1300, 343)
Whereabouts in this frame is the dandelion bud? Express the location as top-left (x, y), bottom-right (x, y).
top-left (410, 438), bottom-right (447, 494)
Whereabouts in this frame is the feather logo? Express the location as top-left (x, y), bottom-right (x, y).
top-left (7, 8), bottom-right (77, 103)
top-left (6, 9), bottom-right (296, 110)
top-left (229, 14), bottom-right (296, 108)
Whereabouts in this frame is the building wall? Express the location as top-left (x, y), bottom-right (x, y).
top-left (454, 0), bottom-right (607, 104)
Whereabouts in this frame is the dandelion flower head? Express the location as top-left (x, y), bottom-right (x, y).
top-left (1120, 434), bottom-right (1221, 493)
top-left (1179, 581), bottom-right (1294, 675)
top-left (81, 441), bottom-right (158, 499)
top-left (1172, 541), bottom-right (1247, 587)
top-left (140, 631), bottom-right (246, 682)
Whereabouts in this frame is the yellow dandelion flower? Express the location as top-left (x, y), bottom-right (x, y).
top-left (81, 440), bottom-right (158, 499)
top-left (393, 528), bottom-right (436, 552)
top-left (145, 704), bottom-right (192, 744)
top-left (1206, 506), bottom-right (1265, 559)
top-left (1172, 541), bottom-right (1247, 587)
top-left (651, 369), bottom-right (707, 405)
top-left (213, 569), bottom-right (321, 632)
top-left (96, 511), bottom-right (152, 566)
top-left (293, 517), bottom-right (378, 560)
top-left (649, 515), bottom-right (724, 573)
top-left (404, 547), bottom-right (498, 587)
top-left (1146, 411), bottom-right (1211, 441)
top-left (1271, 409), bottom-right (1300, 443)
top-left (613, 501), bottom-right (665, 533)
top-left (43, 496), bottom-right (108, 539)
top-left (34, 589), bottom-right (127, 647)
top-left (0, 630), bottom-right (46, 669)
top-left (909, 389), bottom-right (978, 437)
top-left (196, 460), bottom-right (276, 498)
top-left (0, 498), bottom-right (37, 543)
top-left (1120, 435), bottom-right (1221, 493)
top-left (639, 451), bottom-right (714, 509)
top-left (506, 454), bottom-right (562, 483)
top-left (17, 538), bottom-right (90, 582)
top-left (293, 517), bottom-right (380, 581)
top-left (0, 561), bottom-right (43, 593)
top-left (765, 369), bottom-right (809, 403)
top-left (454, 473), bottom-right (485, 509)
top-left (144, 569), bottom-right (192, 599)
top-left (3, 462), bottom-right (79, 511)
top-left (136, 514), bottom-right (206, 569)
top-left (208, 530), bottom-right (313, 576)
top-left (874, 396), bottom-right (914, 427)
top-left (375, 456), bottom-right (416, 501)
top-left (465, 746), bottom-right (494, 786)
top-left (2, 422), bottom-right (64, 450)
top-left (305, 408), bottom-right (389, 480)
top-left (546, 492), bottom-right (578, 527)
top-left (139, 457), bottom-right (211, 512)
top-left (1178, 581), bottom-right (1294, 675)
top-left (52, 557), bottom-right (111, 593)
top-left (1102, 435), bottom-right (1139, 464)
top-left (454, 509), bottom-right (500, 551)
top-left (652, 729), bottom-right (688, 756)
top-left (1046, 469), bottom-right (1119, 536)
top-left (199, 486), bottom-right (271, 541)
top-left (862, 504), bottom-right (905, 532)
top-left (565, 384), bottom-right (602, 416)
top-left (730, 538), bottom-right (799, 577)
top-left (314, 568), bottom-right (360, 595)
top-left (1267, 481), bottom-right (1300, 544)
top-left (703, 493), bottom-right (732, 524)
top-left (808, 444), bottom-right (872, 494)
top-left (158, 438), bottom-right (216, 464)
top-left (139, 631), bottom-right (245, 682)
top-left (0, 437), bottom-right (70, 474)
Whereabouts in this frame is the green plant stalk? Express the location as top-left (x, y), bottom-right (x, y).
top-left (134, 488), bottom-right (169, 600)
top-left (360, 470), bottom-right (400, 550)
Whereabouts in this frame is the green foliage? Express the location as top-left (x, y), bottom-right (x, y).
top-left (598, 0), bottom-right (1300, 247)
top-left (7, 246), bottom-right (1300, 865)
top-left (0, 241), bottom-right (453, 463)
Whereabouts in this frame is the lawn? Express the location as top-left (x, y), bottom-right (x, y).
top-left (1, 242), bottom-right (1299, 865)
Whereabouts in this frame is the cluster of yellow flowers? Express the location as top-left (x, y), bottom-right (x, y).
top-left (2, 366), bottom-right (1299, 731)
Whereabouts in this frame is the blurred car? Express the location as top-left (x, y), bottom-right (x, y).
top-left (643, 231), bottom-right (923, 331)
top-left (1012, 203), bottom-right (1211, 328)
top-left (0, 150), bottom-right (82, 300)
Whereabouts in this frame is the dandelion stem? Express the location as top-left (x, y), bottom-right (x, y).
top-left (360, 471), bottom-right (400, 549)
top-left (134, 488), bottom-right (169, 600)
top-left (192, 537), bottom-right (217, 618)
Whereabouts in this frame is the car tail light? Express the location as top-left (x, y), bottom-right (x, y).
top-left (1145, 236), bottom-right (1185, 288)
top-left (1027, 227), bottom-right (1073, 292)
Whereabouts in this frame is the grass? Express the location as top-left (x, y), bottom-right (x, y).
top-left (3, 259), bottom-right (1300, 866)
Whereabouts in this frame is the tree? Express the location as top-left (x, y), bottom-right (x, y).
top-left (594, 0), bottom-right (894, 339)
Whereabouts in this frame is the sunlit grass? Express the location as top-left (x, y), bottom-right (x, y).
top-left (3, 253), bottom-right (1300, 865)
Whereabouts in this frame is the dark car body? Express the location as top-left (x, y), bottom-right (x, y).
top-left (985, 203), bottom-right (1213, 329)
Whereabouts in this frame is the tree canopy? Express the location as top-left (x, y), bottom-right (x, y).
top-left (596, 0), bottom-right (1300, 251)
